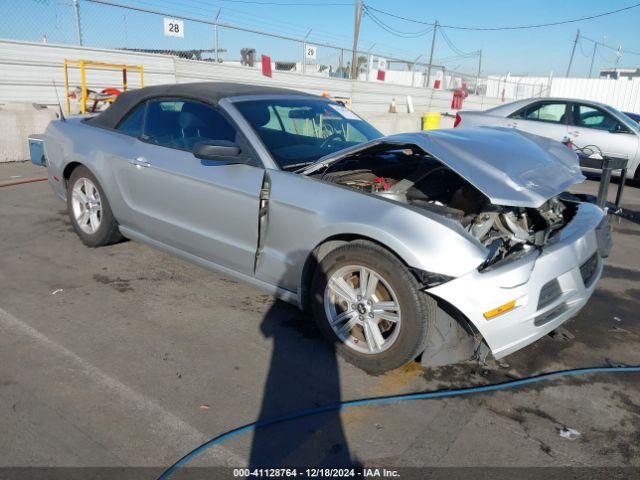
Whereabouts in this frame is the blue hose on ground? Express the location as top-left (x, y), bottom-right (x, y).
top-left (158, 365), bottom-right (640, 479)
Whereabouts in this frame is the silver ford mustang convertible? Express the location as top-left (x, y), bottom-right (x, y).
top-left (35, 82), bottom-right (611, 373)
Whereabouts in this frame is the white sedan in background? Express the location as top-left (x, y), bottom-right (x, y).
top-left (455, 98), bottom-right (640, 179)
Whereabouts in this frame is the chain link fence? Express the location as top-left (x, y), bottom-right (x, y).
top-left (4, 0), bottom-right (548, 100)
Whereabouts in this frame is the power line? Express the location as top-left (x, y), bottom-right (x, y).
top-left (434, 53), bottom-right (479, 64)
top-left (365, 13), bottom-right (432, 38)
top-left (110, 0), bottom-right (364, 47)
top-left (438, 27), bottom-right (477, 58)
top-left (597, 45), bottom-right (615, 63)
top-left (363, 6), bottom-right (432, 38)
top-left (210, 0), bottom-right (351, 5)
top-left (113, 0), bottom-right (213, 18)
top-left (364, 3), bottom-right (640, 31)
top-left (581, 34), bottom-right (640, 56)
top-left (151, 0), bottom-right (387, 53)
top-left (578, 37), bottom-right (592, 57)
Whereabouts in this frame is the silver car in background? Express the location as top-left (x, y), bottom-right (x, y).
top-left (455, 97), bottom-right (640, 180)
top-left (34, 83), bottom-right (611, 373)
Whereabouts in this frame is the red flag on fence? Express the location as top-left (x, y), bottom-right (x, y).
top-left (261, 55), bottom-right (272, 77)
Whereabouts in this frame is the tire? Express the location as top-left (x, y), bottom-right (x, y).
top-left (67, 166), bottom-right (123, 247)
top-left (311, 240), bottom-right (436, 374)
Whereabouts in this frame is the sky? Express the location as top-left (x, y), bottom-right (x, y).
top-left (5, 0), bottom-right (640, 78)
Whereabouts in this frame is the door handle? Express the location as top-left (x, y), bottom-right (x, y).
top-left (129, 156), bottom-right (150, 168)
top-left (569, 130), bottom-right (581, 137)
top-left (507, 122), bottom-right (518, 128)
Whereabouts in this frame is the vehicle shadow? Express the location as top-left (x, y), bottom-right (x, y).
top-left (249, 258), bottom-right (362, 472)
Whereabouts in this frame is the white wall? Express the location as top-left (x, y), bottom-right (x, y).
top-left (484, 75), bottom-right (551, 99)
top-left (0, 39), bottom-right (500, 115)
top-left (550, 77), bottom-right (640, 113)
top-left (0, 39), bottom-right (505, 161)
top-left (0, 39), bottom-right (176, 106)
top-left (362, 67), bottom-right (471, 92)
top-left (485, 74), bottom-right (640, 113)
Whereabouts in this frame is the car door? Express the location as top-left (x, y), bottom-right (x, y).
top-left (111, 98), bottom-right (264, 275)
top-left (505, 100), bottom-right (570, 142)
top-left (568, 103), bottom-right (639, 166)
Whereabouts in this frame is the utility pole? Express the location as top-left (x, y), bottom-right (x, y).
top-left (566, 29), bottom-right (579, 77)
top-left (426, 20), bottom-right (438, 88)
top-left (350, 0), bottom-right (363, 80)
top-left (589, 41), bottom-right (598, 78)
top-left (475, 49), bottom-right (482, 94)
top-left (214, 8), bottom-right (221, 63)
top-left (73, 0), bottom-right (83, 46)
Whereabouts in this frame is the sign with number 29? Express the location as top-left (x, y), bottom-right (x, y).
top-left (305, 45), bottom-right (317, 60)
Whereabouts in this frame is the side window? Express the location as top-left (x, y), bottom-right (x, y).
top-left (116, 102), bottom-right (146, 137)
top-left (511, 102), bottom-right (567, 124)
top-left (574, 104), bottom-right (621, 131)
top-left (143, 99), bottom-right (238, 151)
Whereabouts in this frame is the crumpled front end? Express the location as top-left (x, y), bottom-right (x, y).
top-left (427, 202), bottom-right (611, 359)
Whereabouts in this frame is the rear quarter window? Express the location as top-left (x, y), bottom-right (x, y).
top-left (511, 102), bottom-right (567, 123)
top-left (116, 102), bottom-right (146, 137)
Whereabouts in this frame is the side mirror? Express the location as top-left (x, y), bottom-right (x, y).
top-left (193, 140), bottom-right (247, 164)
top-left (611, 124), bottom-right (631, 134)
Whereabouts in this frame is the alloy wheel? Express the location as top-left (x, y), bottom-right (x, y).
top-left (71, 177), bottom-right (102, 234)
top-left (324, 265), bottom-right (402, 354)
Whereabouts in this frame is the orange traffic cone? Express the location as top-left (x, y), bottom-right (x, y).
top-left (389, 97), bottom-right (397, 113)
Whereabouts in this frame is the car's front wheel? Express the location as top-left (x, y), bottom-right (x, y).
top-left (67, 166), bottom-right (123, 247)
top-left (311, 240), bottom-right (436, 374)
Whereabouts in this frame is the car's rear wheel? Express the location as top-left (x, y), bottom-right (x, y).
top-left (311, 240), bottom-right (436, 374)
top-left (67, 166), bottom-right (123, 247)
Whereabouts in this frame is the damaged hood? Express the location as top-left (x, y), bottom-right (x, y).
top-left (301, 127), bottom-right (585, 208)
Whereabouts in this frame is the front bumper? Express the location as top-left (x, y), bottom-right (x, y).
top-left (428, 202), bottom-right (611, 359)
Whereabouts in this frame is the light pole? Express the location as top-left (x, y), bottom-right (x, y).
top-left (73, 0), bottom-right (83, 46)
top-left (365, 43), bottom-right (376, 82)
top-left (214, 8), bottom-right (221, 63)
top-left (302, 29), bottom-right (312, 75)
top-left (410, 54), bottom-right (422, 87)
top-left (475, 49), bottom-right (482, 94)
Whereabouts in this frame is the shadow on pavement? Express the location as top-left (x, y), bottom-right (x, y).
top-left (249, 260), bottom-right (361, 471)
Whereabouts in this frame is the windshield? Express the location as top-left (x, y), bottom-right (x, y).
top-left (607, 105), bottom-right (640, 133)
top-left (233, 98), bottom-right (382, 169)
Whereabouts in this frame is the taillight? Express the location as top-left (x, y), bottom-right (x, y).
top-left (454, 113), bottom-right (462, 127)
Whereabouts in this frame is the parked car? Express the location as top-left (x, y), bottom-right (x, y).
top-left (32, 83), bottom-right (611, 373)
top-left (455, 98), bottom-right (640, 179)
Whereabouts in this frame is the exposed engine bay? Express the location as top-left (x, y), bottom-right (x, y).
top-left (312, 145), bottom-right (577, 267)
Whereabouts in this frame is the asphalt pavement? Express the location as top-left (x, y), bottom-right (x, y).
top-left (0, 162), bottom-right (639, 473)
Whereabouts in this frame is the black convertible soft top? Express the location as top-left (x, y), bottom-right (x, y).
top-left (87, 82), bottom-right (315, 129)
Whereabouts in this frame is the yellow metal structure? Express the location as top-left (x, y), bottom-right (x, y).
top-left (63, 59), bottom-right (144, 115)
top-left (421, 111), bottom-right (441, 130)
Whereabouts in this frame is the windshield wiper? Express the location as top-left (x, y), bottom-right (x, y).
top-left (282, 161), bottom-right (315, 171)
